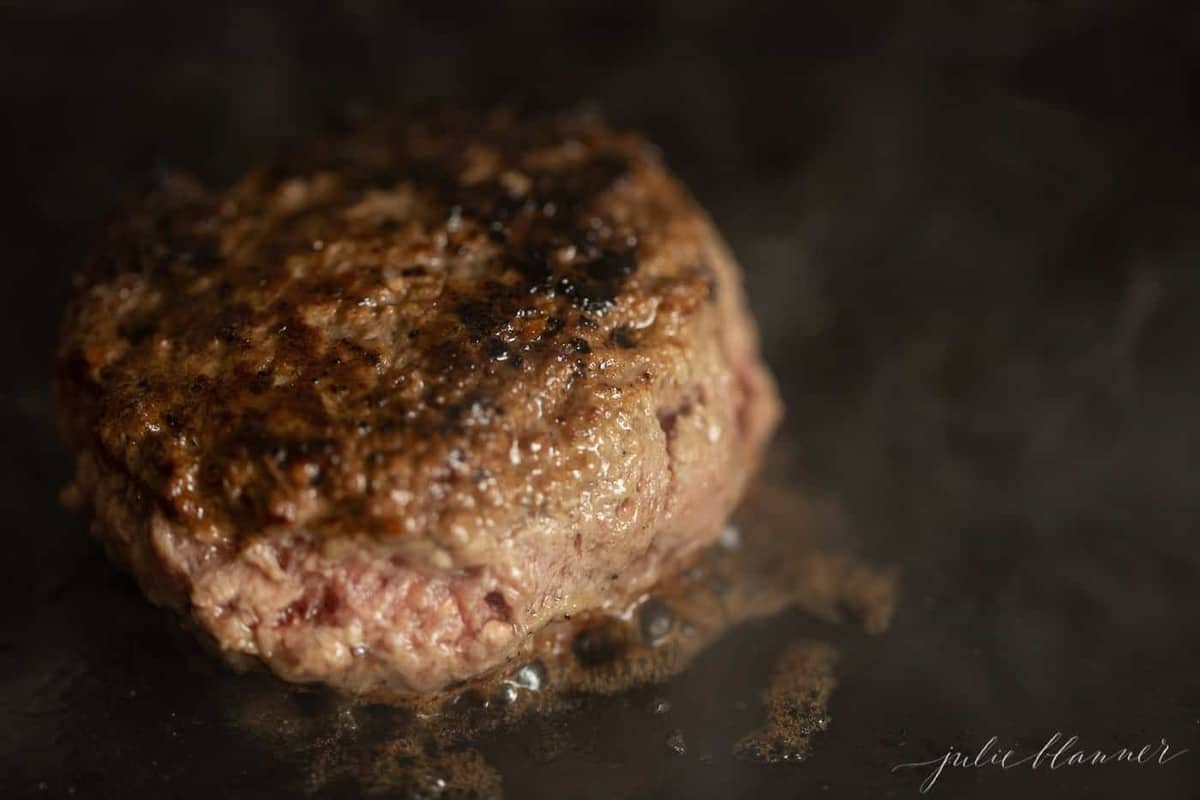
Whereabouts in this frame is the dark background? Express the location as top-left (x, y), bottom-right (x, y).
top-left (3, 1), bottom-right (1200, 797)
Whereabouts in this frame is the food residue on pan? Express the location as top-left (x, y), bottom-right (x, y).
top-left (733, 641), bottom-right (839, 764)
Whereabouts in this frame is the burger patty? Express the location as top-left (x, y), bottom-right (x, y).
top-left (55, 109), bottom-right (781, 695)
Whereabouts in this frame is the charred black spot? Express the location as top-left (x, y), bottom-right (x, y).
top-left (119, 318), bottom-right (156, 345)
top-left (516, 248), bottom-right (554, 290)
top-left (575, 248), bottom-right (637, 312)
top-left (451, 282), bottom-right (526, 351)
top-left (251, 368), bottom-right (273, 394)
top-left (554, 275), bottom-right (578, 301)
top-left (584, 248), bottom-right (635, 284)
top-left (536, 247), bottom-right (636, 314)
top-left (485, 337), bottom-right (510, 361)
top-left (219, 323), bottom-right (244, 345)
top-left (457, 296), bottom-right (507, 341)
top-left (611, 325), bottom-right (638, 349)
top-left (568, 337), bottom-right (591, 354)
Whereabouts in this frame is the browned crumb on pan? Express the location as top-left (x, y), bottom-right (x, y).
top-left (372, 742), bottom-right (503, 800)
top-left (733, 641), bottom-right (838, 765)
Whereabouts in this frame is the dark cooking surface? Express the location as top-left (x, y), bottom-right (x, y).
top-left (2, 2), bottom-right (1199, 798)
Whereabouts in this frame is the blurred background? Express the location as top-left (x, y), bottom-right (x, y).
top-left (2, 1), bottom-right (1200, 797)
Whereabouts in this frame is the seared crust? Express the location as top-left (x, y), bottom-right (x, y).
top-left (56, 109), bottom-right (780, 694)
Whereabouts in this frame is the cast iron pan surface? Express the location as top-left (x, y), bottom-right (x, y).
top-left (2, 2), bottom-right (1199, 797)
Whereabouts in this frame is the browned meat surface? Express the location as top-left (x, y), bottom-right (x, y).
top-left (55, 109), bottom-right (781, 695)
